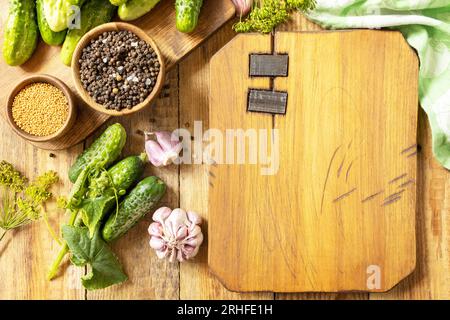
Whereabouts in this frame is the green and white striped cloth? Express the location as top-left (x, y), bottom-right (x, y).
top-left (307, 0), bottom-right (450, 168)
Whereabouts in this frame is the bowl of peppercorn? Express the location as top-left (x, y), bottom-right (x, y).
top-left (72, 22), bottom-right (166, 116)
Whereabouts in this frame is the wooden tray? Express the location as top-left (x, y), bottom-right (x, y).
top-left (208, 31), bottom-right (419, 292)
top-left (0, 0), bottom-right (235, 150)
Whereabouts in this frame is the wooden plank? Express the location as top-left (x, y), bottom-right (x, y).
top-left (247, 89), bottom-right (288, 115)
top-left (249, 54), bottom-right (289, 77)
top-left (179, 21), bottom-right (273, 300)
top-left (275, 13), bottom-right (368, 300)
top-left (370, 110), bottom-right (450, 300)
top-left (208, 30), bottom-right (418, 292)
top-left (88, 69), bottom-right (180, 300)
top-left (0, 0), bottom-right (235, 151)
top-left (0, 124), bottom-right (85, 299)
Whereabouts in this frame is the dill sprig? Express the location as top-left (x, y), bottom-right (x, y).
top-left (233, 0), bottom-right (316, 33)
top-left (0, 160), bottom-right (59, 243)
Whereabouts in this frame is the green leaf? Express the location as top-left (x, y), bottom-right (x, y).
top-left (80, 195), bottom-right (115, 237)
top-left (62, 225), bottom-right (128, 290)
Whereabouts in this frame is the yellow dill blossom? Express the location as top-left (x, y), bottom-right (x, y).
top-left (0, 161), bottom-right (59, 242)
top-left (233, 0), bottom-right (316, 33)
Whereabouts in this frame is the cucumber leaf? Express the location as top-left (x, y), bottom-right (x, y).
top-left (80, 195), bottom-right (115, 237)
top-left (62, 225), bottom-right (127, 290)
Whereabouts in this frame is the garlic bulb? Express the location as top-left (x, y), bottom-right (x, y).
top-left (148, 207), bottom-right (204, 262)
top-left (145, 131), bottom-right (182, 167)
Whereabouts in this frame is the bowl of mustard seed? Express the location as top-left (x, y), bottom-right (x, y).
top-left (72, 22), bottom-right (166, 116)
top-left (6, 74), bottom-right (77, 143)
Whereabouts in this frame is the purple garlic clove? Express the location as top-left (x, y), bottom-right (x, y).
top-left (145, 131), bottom-right (183, 167)
top-left (231, 0), bottom-right (253, 17)
top-left (148, 207), bottom-right (204, 263)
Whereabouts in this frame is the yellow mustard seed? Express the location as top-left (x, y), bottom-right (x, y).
top-left (12, 83), bottom-right (69, 137)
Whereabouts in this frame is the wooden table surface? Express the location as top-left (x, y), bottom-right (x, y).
top-left (0, 14), bottom-right (449, 300)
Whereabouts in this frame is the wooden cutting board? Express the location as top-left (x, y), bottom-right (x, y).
top-left (208, 31), bottom-right (419, 292)
top-left (0, 0), bottom-right (235, 150)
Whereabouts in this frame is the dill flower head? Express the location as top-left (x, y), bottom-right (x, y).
top-left (0, 161), bottom-right (58, 233)
top-left (233, 0), bottom-right (316, 33)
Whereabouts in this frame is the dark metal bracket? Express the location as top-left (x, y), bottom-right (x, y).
top-left (247, 53), bottom-right (289, 115)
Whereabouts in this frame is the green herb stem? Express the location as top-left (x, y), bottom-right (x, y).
top-left (47, 243), bottom-right (69, 280)
top-left (0, 229), bottom-right (7, 243)
top-left (47, 209), bottom-right (78, 280)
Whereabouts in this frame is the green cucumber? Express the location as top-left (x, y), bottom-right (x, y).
top-left (2, 0), bottom-right (38, 66)
top-left (118, 0), bottom-right (160, 21)
top-left (81, 153), bottom-right (146, 236)
top-left (68, 123), bottom-right (127, 183)
top-left (102, 176), bottom-right (166, 242)
top-left (175, 0), bottom-right (203, 33)
top-left (37, 0), bottom-right (67, 46)
top-left (108, 153), bottom-right (146, 192)
top-left (61, 0), bottom-right (116, 65)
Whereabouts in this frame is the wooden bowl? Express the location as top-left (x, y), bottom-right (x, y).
top-left (6, 74), bottom-right (77, 143)
top-left (71, 22), bottom-right (166, 117)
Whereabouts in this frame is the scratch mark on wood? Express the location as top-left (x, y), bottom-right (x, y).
top-left (347, 139), bottom-right (353, 149)
top-left (209, 182), bottom-right (214, 188)
top-left (401, 144), bottom-right (418, 154)
top-left (407, 151), bottom-right (418, 158)
top-left (384, 189), bottom-right (405, 202)
top-left (320, 145), bottom-right (341, 214)
top-left (362, 190), bottom-right (384, 203)
top-left (337, 155), bottom-right (346, 178)
top-left (389, 173), bottom-right (407, 184)
top-left (333, 188), bottom-right (357, 203)
top-left (208, 171), bottom-right (216, 178)
top-left (345, 160), bottom-right (354, 183)
top-left (399, 179), bottom-right (415, 188)
top-left (382, 196), bottom-right (402, 207)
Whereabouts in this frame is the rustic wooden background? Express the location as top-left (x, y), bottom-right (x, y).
top-left (0, 14), bottom-right (449, 300)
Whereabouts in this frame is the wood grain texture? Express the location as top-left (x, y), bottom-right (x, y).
top-left (370, 110), bottom-right (450, 300)
top-left (0, 125), bottom-right (85, 299)
top-left (208, 31), bottom-right (419, 292)
top-left (276, 13), bottom-right (368, 300)
top-left (0, 0), bottom-right (235, 151)
top-left (179, 20), bottom-right (273, 300)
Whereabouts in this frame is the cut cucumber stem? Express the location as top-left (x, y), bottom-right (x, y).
top-left (47, 244), bottom-right (69, 280)
top-left (47, 210), bottom-right (78, 281)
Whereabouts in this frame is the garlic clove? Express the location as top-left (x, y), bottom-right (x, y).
top-left (154, 132), bottom-right (182, 152)
top-left (145, 140), bottom-right (166, 167)
top-left (148, 222), bottom-right (163, 237)
top-left (152, 207), bottom-right (172, 224)
top-left (231, 0), bottom-right (253, 17)
top-left (186, 211), bottom-right (202, 225)
top-left (176, 225), bottom-right (189, 241)
top-left (165, 208), bottom-right (187, 235)
top-left (156, 248), bottom-right (168, 260)
top-left (149, 237), bottom-right (166, 250)
top-left (145, 131), bottom-right (183, 167)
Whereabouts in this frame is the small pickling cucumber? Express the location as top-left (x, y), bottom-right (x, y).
top-left (61, 0), bottom-right (116, 65)
top-left (108, 153), bottom-right (146, 192)
top-left (175, 0), bottom-right (203, 33)
top-left (102, 176), bottom-right (166, 242)
top-left (68, 123), bottom-right (127, 183)
top-left (118, 0), bottom-right (161, 21)
top-left (81, 154), bottom-right (146, 236)
top-left (37, 0), bottom-right (67, 46)
top-left (2, 0), bottom-right (38, 66)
